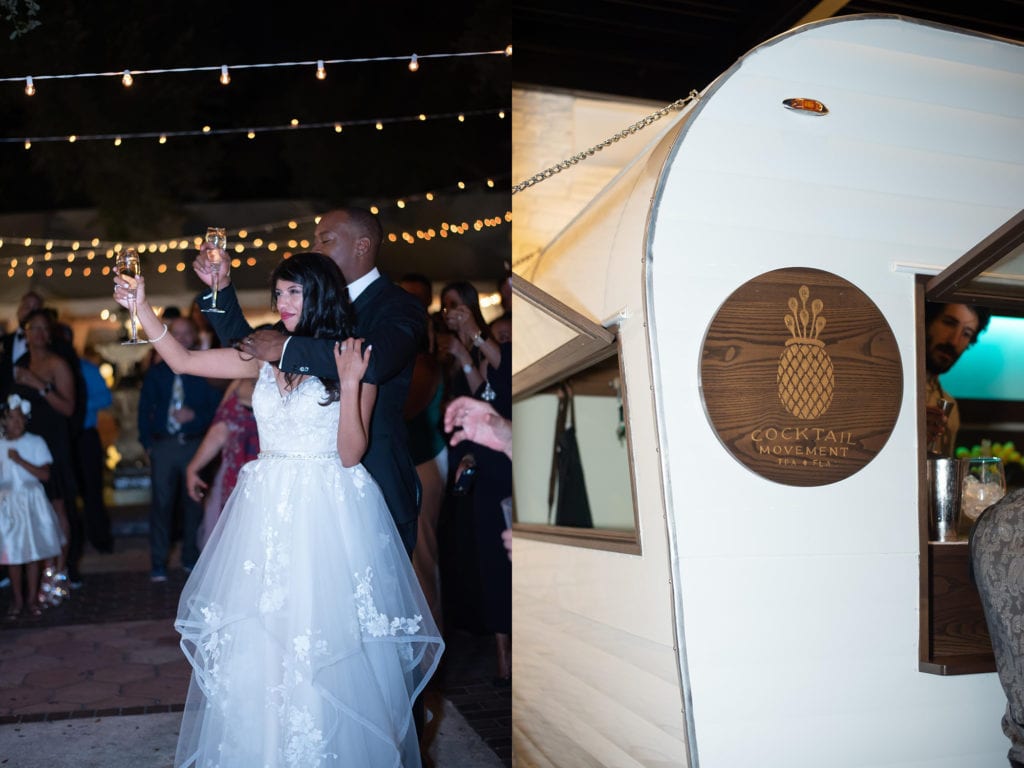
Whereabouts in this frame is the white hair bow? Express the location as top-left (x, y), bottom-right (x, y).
top-left (6, 394), bottom-right (31, 416)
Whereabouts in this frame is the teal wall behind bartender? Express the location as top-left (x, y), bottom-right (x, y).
top-left (940, 316), bottom-right (1024, 401)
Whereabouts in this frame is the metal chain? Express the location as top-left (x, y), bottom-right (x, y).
top-left (511, 90), bottom-right (700, 195)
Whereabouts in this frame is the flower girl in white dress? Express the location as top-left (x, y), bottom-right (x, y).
top-left (114, 253), bottom-right (442, 767)
top-left (0, 394), bottom-right (65, 619)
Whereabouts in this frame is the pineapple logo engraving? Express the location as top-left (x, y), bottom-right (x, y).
top-left (777, 285), bottom-right (834, 420)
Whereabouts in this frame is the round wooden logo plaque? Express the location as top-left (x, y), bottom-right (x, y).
top-left (699, 267), bottom-right (902, 486)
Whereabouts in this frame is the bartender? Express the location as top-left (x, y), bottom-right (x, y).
top-left (924, 301), bottom-right (991, 455)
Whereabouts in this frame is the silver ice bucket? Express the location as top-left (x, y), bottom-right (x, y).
top-left (927, 457), bottom-right (968, 542)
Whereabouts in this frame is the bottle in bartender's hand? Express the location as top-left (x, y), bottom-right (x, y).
top-left (927, 398), bottom-right (954, 456)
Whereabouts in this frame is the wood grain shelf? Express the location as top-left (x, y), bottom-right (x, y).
top-left (920, 540), bottom-right (995, 675)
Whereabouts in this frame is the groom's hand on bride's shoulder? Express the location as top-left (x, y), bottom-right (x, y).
top-left (237, 330), bottom-right (287, 363)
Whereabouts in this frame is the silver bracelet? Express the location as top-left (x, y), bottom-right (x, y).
top-left (150, 323), bottom-right (169, 343)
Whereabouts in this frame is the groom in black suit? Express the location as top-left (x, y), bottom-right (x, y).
top-left (193, 208), bottom-right (426, 555)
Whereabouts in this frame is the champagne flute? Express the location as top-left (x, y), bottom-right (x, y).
top-left (116, 248), bottom-right (147, 345)
top-left (203, 227), bottom-right (227, 314)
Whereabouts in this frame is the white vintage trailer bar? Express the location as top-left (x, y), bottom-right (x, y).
top-left (512, 15), bottom-right (1024, 767)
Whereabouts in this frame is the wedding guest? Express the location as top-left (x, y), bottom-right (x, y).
top-left (439, 281), bottom-right (501, 402)
top-left (400, 273), bottom-right (448, 629)
top-left (137, 317), bottom-right (221, 581)
top-left (185, 377), bottom-right (259, 548)
top-left (0, 395), bottom-right (64, 619)
top-left (9, 308), bottom-right (76, 603)
top-left (445, 395), bottom-right (514, 563)
top-left (74, 345), bottom-right (114, 559)
top-left (438, 282), bottom-right (512, 684)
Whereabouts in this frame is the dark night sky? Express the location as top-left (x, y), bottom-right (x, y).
top-left (0, 1), bottom-right (509, 289)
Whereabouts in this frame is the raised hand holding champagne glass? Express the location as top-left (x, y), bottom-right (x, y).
top-left (202, 227), bottom-right (227, 314)
top-left (115, 248), bottom-right (147, 345)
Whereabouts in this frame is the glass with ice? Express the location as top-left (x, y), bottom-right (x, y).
top-left (960, 457), bottom-right (1007, 528)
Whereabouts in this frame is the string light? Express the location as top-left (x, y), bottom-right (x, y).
top-left (315, 60), bottom-right (326, 80)
top-left (219, 65), bottom-right (230, 85)
top-left (0, 108), bottom-right (506, 146)
top-left (2, 182), bottom-right (510, 278)
top-left (2, 49), bottom-right (508, 90)
top-left (23, 139), bottom-right (30, 150)
top-left (408, 54), bottom-right (419, 72)
top-left (505, 44), bottom-right (512, 56)
top-left (121, 70), bottom-right (133, 87)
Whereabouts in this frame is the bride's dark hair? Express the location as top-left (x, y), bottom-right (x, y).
top-left (270, 252), bottom-right (354, 401)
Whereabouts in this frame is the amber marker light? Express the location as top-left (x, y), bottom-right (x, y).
top-left (782, 98), bottom-right (828, 115)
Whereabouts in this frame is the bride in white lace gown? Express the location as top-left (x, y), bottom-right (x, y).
top-left (114, 254), bottom-right (442, 767)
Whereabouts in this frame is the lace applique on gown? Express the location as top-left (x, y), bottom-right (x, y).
top-left (175, 363), bottom-right (442, 768)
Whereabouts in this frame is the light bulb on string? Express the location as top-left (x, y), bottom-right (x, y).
top-left (23, 139), bottom-right (30, 150)
top-left (334, 123), bottom-right (342, 133)
top-left (122, 70), bottom-right (133, 87)
top-left (375, 121), bottom-right (383, 131)
top-left (113, 137), bottom-right (122, 146)
top-left (408, 54), bottom-right (419, 72)
top-left (315, 60), bottom-right (326, 80)
top-left (220, 65), bottom-right (230, 85)
top-left (24, 76), bottom-right (34, 96)
top-left (505, 44), bottom-right (513, 56)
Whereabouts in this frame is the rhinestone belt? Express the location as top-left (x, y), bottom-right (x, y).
top-left (258, 451), bottom-right (339, 460)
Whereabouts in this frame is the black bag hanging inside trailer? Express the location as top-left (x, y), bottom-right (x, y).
top-left (548, 383), bottom-right (593, 528)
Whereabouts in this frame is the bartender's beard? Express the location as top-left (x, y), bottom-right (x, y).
top-left (925, 340), bottom-right (960, 375)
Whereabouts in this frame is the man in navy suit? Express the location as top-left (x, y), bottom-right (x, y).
top-left (192, 208), bottom-right (426, 554)
top-left (0, 291), bottom-right (44, 394)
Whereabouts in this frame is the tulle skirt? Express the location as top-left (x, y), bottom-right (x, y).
top-left (0, 486), bottom-right (64, 565)
top-left (174, 452), bottom-right (443, 768)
